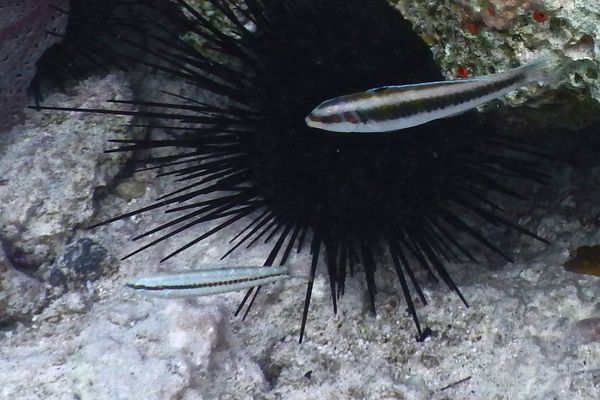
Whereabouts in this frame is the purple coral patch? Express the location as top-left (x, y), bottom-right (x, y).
top-left (574, 318), bottom-right (600, 344)
top-left (0, 0), bottom-right (69, 131)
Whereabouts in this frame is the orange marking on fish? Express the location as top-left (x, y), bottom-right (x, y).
top-left (344, 112), bottom-right (359, 123)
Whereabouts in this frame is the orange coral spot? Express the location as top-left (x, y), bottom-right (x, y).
top-left (532, 10), bottom-right (548, 23)
top-left (330, 114), bottom-right (343, 123)
top-left (343, 112), bottom-right (359, 124)
top-left (465, 22), bottom-right (480, 35)
top-left (486, 5), bottom-right (496, 17)
top-left (456, 65), bottom-right (469, 78)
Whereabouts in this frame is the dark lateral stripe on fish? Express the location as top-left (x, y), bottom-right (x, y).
top-left (126, 272), bottom-right (284, 291)
top-left (362, 72), bottom-right (525, 122)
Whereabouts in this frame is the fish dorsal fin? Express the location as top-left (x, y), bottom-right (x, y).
top-left (367, 87), bottom-right (389, 93)
top-left (366, 77), bottom-right (497, 93)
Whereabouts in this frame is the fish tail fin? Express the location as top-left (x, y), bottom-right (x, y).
top-left (287, 264), bottom-right (311, 280)
top-left (519, 56), bottom-right (562, 85)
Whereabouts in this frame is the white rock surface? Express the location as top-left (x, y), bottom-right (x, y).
top-left (0, 73), bottom-right (133, 267)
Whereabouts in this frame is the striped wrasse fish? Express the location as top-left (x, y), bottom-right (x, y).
top-left (126, 265), bottom-right (305, 298)
top-left (305, 57), bottom-right (556, 133)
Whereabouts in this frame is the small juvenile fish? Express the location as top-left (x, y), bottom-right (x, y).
top-left (564, 245), bottom-right (600, 277)
top-left (306, 58), bottom-right (554, 133)
top-left (126, 265), bottom-right (303, 298)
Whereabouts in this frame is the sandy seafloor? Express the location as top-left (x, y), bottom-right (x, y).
top-left (1, 71), bottom-right (600, 400)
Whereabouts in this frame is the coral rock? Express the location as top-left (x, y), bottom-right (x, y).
top-left (0, 73), bottom-right (133, 267)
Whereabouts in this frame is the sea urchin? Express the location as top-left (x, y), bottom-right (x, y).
top-left (43, 0), bottom-right (549, 342)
